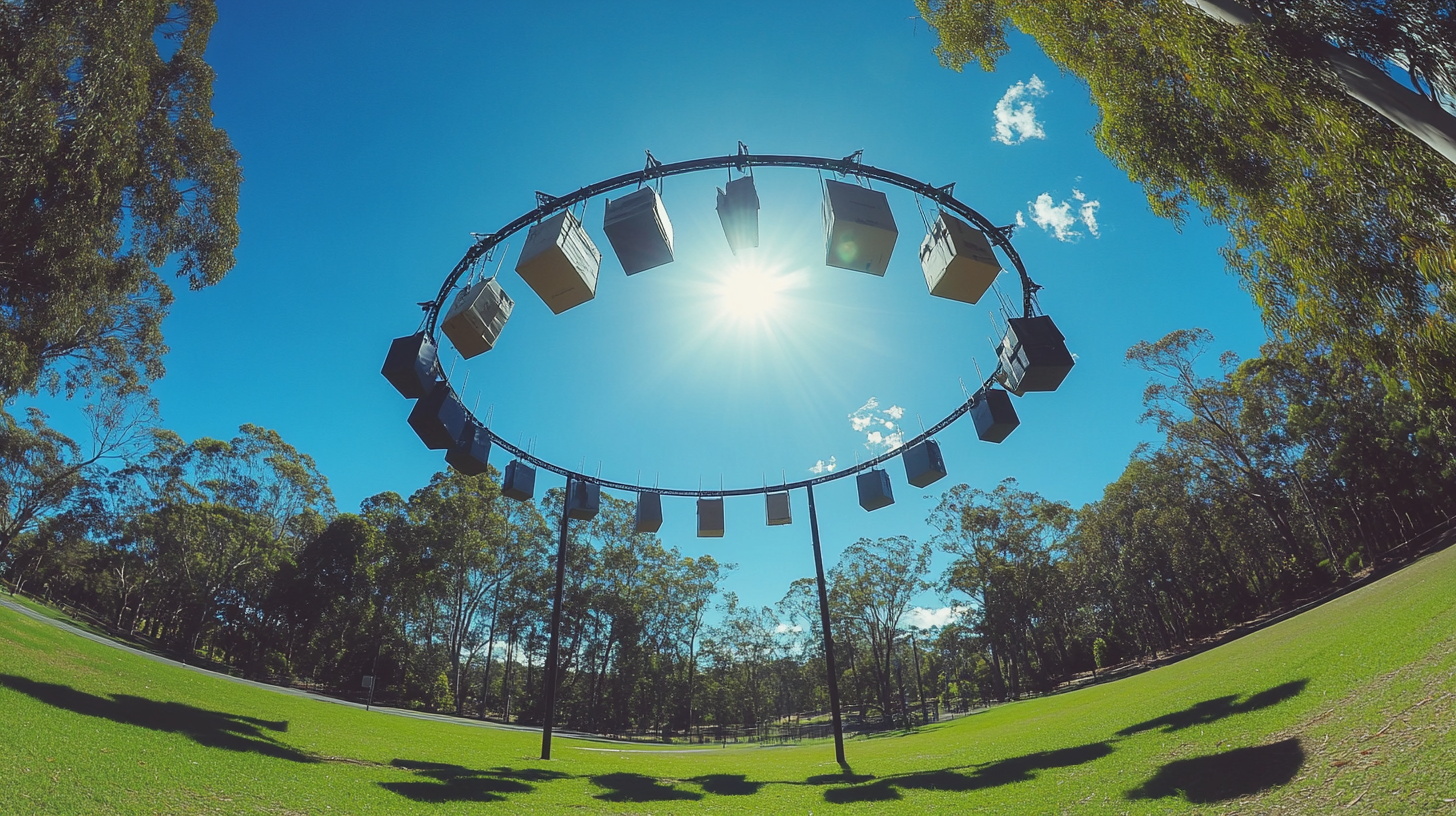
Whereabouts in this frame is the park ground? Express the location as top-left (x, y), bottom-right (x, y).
top-left (2, 545), bottom-right (1456, 814)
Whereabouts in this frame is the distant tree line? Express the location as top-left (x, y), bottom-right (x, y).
top-left (5, 331), bottom-right (1453, 733)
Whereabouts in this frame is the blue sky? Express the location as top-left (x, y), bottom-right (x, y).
top-left (40, 0), bottom-right (1270, 618)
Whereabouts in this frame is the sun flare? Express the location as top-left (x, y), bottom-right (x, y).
top-left (717, 261), bottom-right (789, 321)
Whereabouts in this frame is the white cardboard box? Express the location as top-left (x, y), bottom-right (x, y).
top-left (823, 179), bottom-right (898, 276)
top-left (919, 212), bottom-right (1001, 304)
top-left (516, 211), bottom-right (602, 314)
top-left (441, 277), bottom-right (513, 359)
top-left (604, 187), bottom-right (674, 275)
top-left (716, 176), bottom-right (760, 255)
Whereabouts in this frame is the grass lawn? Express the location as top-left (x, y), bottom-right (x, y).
top-left (3, 547), bottom-right (1456, 815)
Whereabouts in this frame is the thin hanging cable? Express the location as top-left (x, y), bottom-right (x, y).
top-left (914, 193), bottom-right (933, 233)
top-left (490, 242), bottom-right (509, 281)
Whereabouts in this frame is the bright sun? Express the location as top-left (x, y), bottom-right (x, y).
top-left (717, 262), bottom-right (786, 321)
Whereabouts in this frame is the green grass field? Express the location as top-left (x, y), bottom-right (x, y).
top-left (3, 547), bottom-right (1456, 815)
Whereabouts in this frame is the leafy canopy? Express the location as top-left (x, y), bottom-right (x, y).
top-left (0, 0), bottom-right (241, 398)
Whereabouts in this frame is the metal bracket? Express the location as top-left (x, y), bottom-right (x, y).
top-left (534, 191), bottom-right (558, 209)
top-left (932, 182), bottom-right (957, 202)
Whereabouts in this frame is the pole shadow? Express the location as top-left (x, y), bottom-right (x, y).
top-left (590, 772), bottom-right (704, 802)
top-left (1126, 738), bottom-right (1305, 803)
top-left (1116, 680), bottom-right (1308, 736)
top-left (0, 673), bottom-right (310, 762)
top-left (380, 760), bottom-right (571, 804)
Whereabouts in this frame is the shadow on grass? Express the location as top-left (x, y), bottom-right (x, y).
top-left (821, 742), bottom-right (1115, 804)
top-left (381, 760), bottom-right (571, 804)
top-left (591, 772), bottom-right (704, 802)
top-left (0, 673), bottom-right (309, 762)
top-left (1127, 738), bottom-right (1305, 803)
top-left (1117, 680), bottom-right (1308, 736)
top-left (688, 773), bottom-right (766, 795)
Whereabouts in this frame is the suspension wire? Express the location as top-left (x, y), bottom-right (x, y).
top-left (913, 192), bottom-right (933, 233)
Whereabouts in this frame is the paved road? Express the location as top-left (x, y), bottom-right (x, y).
top-left (0, 595), bottom-right (673, 749)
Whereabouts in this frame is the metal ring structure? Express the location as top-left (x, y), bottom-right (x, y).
top-left (424, 150), bottom-right (1043, 498)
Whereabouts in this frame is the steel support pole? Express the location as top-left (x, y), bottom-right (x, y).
top-left (806, 484), bottom-right (848, 770)
top-left (540, 477), bottom-right (572, 760)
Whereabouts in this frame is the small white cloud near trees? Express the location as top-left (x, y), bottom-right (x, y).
top-left (993, 75), bottom-right (1048, 145)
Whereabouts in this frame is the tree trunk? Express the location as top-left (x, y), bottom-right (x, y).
top-left (1182, 0), bottom-right (1456, 166)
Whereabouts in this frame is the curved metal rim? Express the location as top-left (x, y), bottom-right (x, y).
top-left (425, 150), bottom-right (1042, 498)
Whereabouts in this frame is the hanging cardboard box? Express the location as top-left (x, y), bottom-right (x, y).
top-left (603, 187), bottom-right (674, 275)
top-left (634, 492), bottom-right (663, 534)
top-left (919, 212), bottom-right (1001, 304)
top-left (408, 382), bottom-right (467, 450)
top-left (501, 460), bottom-right (536, 501)
top-left (716, 176), bottom-right (760, 255)
top-left (441, 277), bottom-right (513, 359)
top-left (381, 332), bottom-right (440, 399)
top-left (765, 491), bottom-right (792, 526)
top-left (823, 179), bottom-right (898, 276)
top-left (446, 424), bottom-right (492, 476)
top-left (972, 389), bottom-right (1020, 443)
top-left (902, 439), bottom-right (948, 488)
top-left (857, 468), bottom-right (895, 511)
top-left (568, 481), bottom-right (601, 520)
top-left (697, 497), bottom-right (725, 537)
top-left (515, 211), bottom-right (602, 314)
top-left (997, 315), bottom-right (1074, 393)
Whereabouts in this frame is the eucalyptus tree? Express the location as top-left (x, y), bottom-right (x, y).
top-left (1233, 342), bottom-right (1456, 553)
top-left (119, 424), bottom-right (331, 654)
top-left (672, 554), bottom-right (733, 730)
top-left (829, 536), bottom-right (932, 724)
top-left (1128, 329), bottom-right (1320, 571)
top-left (477, 484), bottom-right (549, 722)
top-left (0, 0), bottom-right (241, 399)
top-left (0, 391), bottom-right (156, 567)
top-left (931, 480), bottom-right (1075, 696)
top-left (407, 468), bottom-right (526, 716)
top-left (275, 514), bottom-right (384, 682)
top-left (704, 592), bottom-right (782, 729)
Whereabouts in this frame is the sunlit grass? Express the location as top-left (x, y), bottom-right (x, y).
top-left (2, 545), bottom-right (1454, 814)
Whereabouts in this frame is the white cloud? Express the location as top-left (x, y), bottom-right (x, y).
top-left (809, 456), bottom-right (837, 474)
top-left (774, 623), bottom-right (803, 635)
top-left (1079, 200), bottom-right (1101, 238)
top-left (850, 398), bottom-right (907, 453)
top-left (1027, 190), bottom-right (1102, 242)
top-left (904, 606), bottom-right (965, 630)
top-left (1015, 211), bottom-right (1027, 228)
top-left (993, 75), bottom-right (1048, 145)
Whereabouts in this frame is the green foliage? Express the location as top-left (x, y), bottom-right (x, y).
top-left (1093, 637), bottom-right (1109, 670)
top-left (0, 0), bottom-right (242, 398)
top-left (1344, 551), bottom-right (1364, 574)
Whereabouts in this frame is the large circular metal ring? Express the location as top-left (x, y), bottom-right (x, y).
top-left (421, 150), bottom-right (1043, 498)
